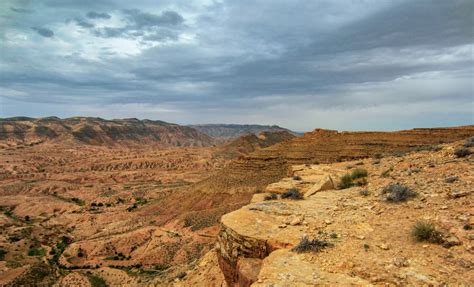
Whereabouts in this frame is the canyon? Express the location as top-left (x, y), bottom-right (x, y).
top-left (0, 118), bottom-right (473, 286)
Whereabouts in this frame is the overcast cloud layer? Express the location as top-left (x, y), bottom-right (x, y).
top-left (0, 0), bottom-right (472, 131)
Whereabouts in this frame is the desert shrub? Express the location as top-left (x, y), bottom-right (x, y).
top-left (292, 236), bottom-right (333, 253)
top-left (176, 271), bottom-right (187, 279)
top-left (359, 189), bottom-right (370, 197)
top-left (463, 224), bottom-right (472, 230)
top-left (85, 273), bottom-right (107, 287)
top-left (338, 174), bottom-right (353, 189)
top-left (354, 177), bottom-right (368, 187)
top-left (293, 175), bottom-right (302, 180)
top-left (415, 145), bottom-right (442, 152)
top-left (454, 147), bottom-right (471, 158)
top-left (97, 203), bottom-right (104, 207)
top-left (412, 221), bottom-right (443, 244)
top-left (339, 168), bottom-right (368, 189)
top-left (28, 247), bottom-right (46, 257)
top-left (382, 184), bottom-right (416, 202)
top-left (0, 249), bottom-right (7, 260)
top-left (24, 215), bottom-right (30, 221)
top-left (71, 197), bottom-right (85, 206)
top-left (264, 193), bottom-right (278, 201)
top-left (281, 188), bottom-right (304, 200)
top-left (351, 168), bottom-right (368, 179)
top-left (374, 153), bottom-right (383, 159)
top-left (464, 137), bottom-right (474, 148)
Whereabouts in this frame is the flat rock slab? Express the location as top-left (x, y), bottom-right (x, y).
top-left (253, 249), bottom-right (370, 286)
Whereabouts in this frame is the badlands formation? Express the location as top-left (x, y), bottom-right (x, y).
top-left (0, 118), bottom-right (473, 286)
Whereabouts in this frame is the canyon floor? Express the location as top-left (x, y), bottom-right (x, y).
top-left (0, 142), bottom-right (230, 286)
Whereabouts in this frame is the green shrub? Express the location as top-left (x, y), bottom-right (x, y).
top-left (382, 184), bottom-right (417, 202)
top-left (359, 189), bottom-right (370, 196)
top-left (28, 247), bottom-right (46, 257)
top-left (338, 174), bottom-right (353, 189)
top-left (464, 137), bottom-right (474, 148)
top-left (281, 188), bottom-right (304, 200)
top-left (412, 221), bottom-right (443, 243)
top-left (351, 168), bottom-right (368, 179)
top-left (292, 236), bottom-right (333, 253)
top-left (454, 148), bottom-right (471, 158)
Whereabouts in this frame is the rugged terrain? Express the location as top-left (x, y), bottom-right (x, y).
top-left (0, 124), bottom-right (473, 286)
top-left (0, 117), bottom-right (214, 147)
top-left (194, 126), bottom-right (474, 195)
top-left (213, 131), bottom-right (296, 160)
top-left (188, 124), bottom-right (297, 140)
top-left (0, 141), bottom-right (230, 286)
top-left (184, 139), bottom-right (474, 286)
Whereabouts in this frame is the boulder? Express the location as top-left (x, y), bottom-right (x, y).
top-left (304, 175), bottom-right (335, 197)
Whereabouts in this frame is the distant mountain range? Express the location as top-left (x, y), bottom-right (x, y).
top-left (188, 124), bottom-right (299, 139)
top-left (0, 117), bottom-right (214, 147)
top-left (0, 117), bottom-right (301, 147)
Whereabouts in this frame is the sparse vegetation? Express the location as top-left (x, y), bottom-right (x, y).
top-left (374, 153), bottom-right (383, 159)
top-left (339, 168), bottom-right (368, 189)
top-left (0, 248), bottom-right (7, 260)
top-left (359, 189), bottom-right (370, 196)
top-left (84, 273), bottom-right (107, 287)
top-left (292, 236), bottom-right (333, 253)
top-left (463, 224), bottom-right (472, 230)
top-left (28, 247), bottom-right (46, 257)
top-left (454, 147), bottom-right (471, 158)
top-left (281, 188), bottom-right (304, 200)
top-left (351, 168), bottom-right (368, 179)
top-left (293, 175), bottom-right (302, 180)
top-left (71, 197), bottom-right (85, 206)
top-left (412, 221), bottom-right (443, 244)
top-left (382, 184), bottom-right (417, 202)
top-left (338, 174), bottom-right (354, 189)
top-left (463, 137), bottom-right (474, 148)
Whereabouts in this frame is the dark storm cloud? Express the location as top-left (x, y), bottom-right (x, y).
top-left (122, 9), bottom-right (184, 27)
top-left (86, 11), bottom-right (111, 19)
top-left (73, 18), bottom-right (94, 28)
top-left (1, 0), bottom-right (473, 130)
top-left (31, 27), bottom-right (54, 37)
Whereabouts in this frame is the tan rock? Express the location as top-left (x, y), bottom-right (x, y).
top-left (253, 249), bottom-right (370, 286)
top-left (304, 175), bottom-right (335, 197)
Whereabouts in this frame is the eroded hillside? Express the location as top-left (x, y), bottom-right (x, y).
top-left (0, 117), bottom-right (214, 147)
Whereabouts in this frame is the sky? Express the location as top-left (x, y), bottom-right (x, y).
top-left (0, 0), bottom-right (473, 131)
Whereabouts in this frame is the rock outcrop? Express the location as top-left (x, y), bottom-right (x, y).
top-left (216, 140), bottom-right (474, 286)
